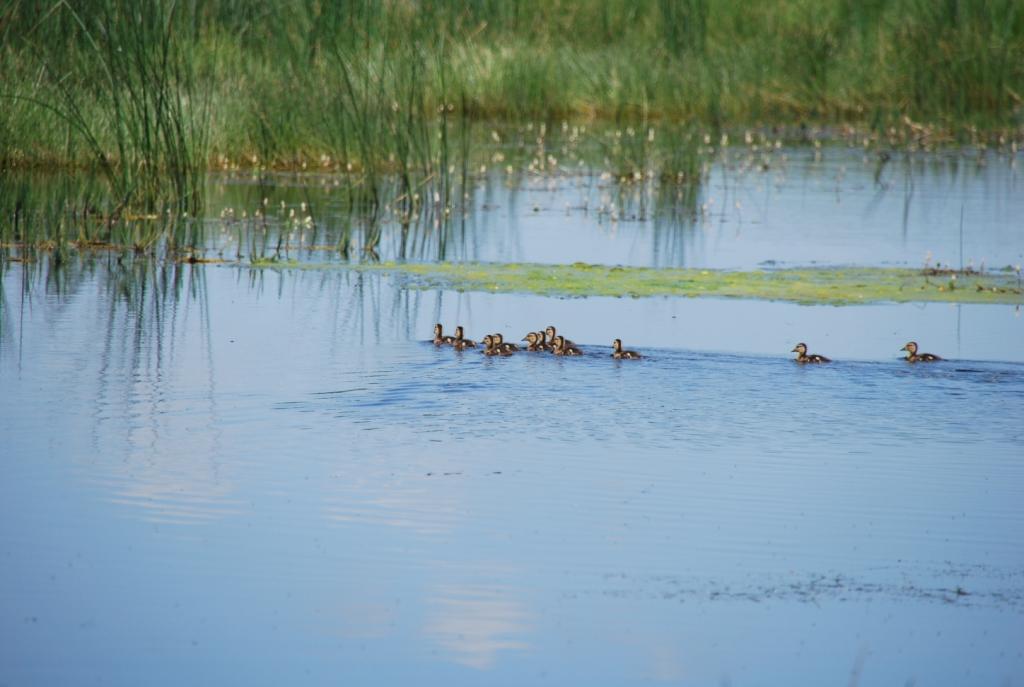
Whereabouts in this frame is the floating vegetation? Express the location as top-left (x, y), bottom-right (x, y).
top-left (247, 261), bottom-right (1024, 306)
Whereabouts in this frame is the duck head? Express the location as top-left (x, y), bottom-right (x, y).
top-left (791, 343), bottom-right (807, 356)
top-left (434, 323), bottom-right (443, 337)
top-left (901, 341), bottom-right (918, 355)
top-left (612, 338), bottom-right (623, 353)
top-left (523, 332), bottom-right (538, 345)
top-left (454, 325), bottom-right (465, 340)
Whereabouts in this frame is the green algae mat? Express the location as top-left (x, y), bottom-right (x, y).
top-left (249, 260), bottom-right (1024, 306)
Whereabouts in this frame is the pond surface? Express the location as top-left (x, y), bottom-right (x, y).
top-left (2, 263), bottom-right (1023, 686)
top-left (201, 146), bottom-right (1023, 269)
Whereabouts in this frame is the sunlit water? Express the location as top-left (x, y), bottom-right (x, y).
top-left (2, 263), bottom-right (1023, 685)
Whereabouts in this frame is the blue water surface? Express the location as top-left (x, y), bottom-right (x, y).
top-left (1, 263), bottom-right (1023, 686)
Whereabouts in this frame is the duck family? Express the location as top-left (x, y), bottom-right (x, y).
top-left (437, 324), bottom-right (945, 364)
top-left (443, 324), bottom-right (640, 359)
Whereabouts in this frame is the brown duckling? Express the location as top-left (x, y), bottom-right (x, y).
top-left (492, 333), bottom-right (520, 354)
top-left (611, 338), bottom-right (642, 359)
top-left (535, 330), bottom-right (554, 352)
top-left (901, 341), bottom-right (941, 362)
top-left (452, 326), bottom-right (476, 350)
top-left (553, 335), bottom-right (583, 356)
top-left (482, 334), bottom-right (513, 357)
top-left (545, 326), bottom-right (575, 348)
top-left (522, 332), bottom-right (544, 351)
top-left (433, 323), bottom-right (455, 346)
top-left (791, 342), bottom-right (831, 363)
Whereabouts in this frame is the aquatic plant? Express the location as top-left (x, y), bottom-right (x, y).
top-left (247, 261), bottom-right (1024, 306)
top-left (2, 0), bottom-right (1022, 173)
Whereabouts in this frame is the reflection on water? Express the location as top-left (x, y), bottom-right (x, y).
top-left (2, 261), bottom-right (1023, 685)
top-left (4, 145), bottom-right (1022, 270)
top-left (425, 584), bottom-right (531, 669)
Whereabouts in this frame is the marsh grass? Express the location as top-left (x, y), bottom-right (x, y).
top-left (2, 1), bottom-right (1022, 263)
top-left (3, 0), bottom-right (1022, 172)
top-left (3, 0), bottom-right (210, 219)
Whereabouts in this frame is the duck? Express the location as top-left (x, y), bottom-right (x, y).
top-left (553, 335), bottom-right (583, 356)
top-left (901, 341), bottom-right (941, 362)
top-left (535, 330), bottom-right (554, 352)
top-left (433, 323), bottom-right (455, 346)
top-left (522, 332), bottom-right (544, 351)
top-left (611, 338), bottom-right (641, 359)
top-left (482, 334), bottom-right (513, 357)
top-left (791, 342), bottom-right (831, 363)
top-left (545, 326), bottom-right (575, 348)
top-left (492, 333), bottom-right (520, 354)
top-left (452, 325), bottom-right (476, 350)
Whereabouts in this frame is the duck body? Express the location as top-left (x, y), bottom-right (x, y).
top-left (522, 332), bottom-right (544, 351)
top-left (433, 323), bottom-right (455, 346)
top-left (545, 326), bottom-right (575, 349)
top-left (481, 334), bottom-right (514, 356)
top-left (553, 335), bottom-right (583, 356)
top-left (611, 338), bottom-right (641, 360)
top-left (492, 333), bottom-right (520, 354)
top-left (791, 342), bottom-right (831, 363)
top-left (901, 341), bottom-right (940, 362)
top-left (452, 326), bottom-right (476, 350)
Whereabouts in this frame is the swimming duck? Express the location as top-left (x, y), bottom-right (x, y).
top-left (545, 326), bottom-right (575, 348)
top-left (611, 338), bottom-right (641, 359)
top-left (433, 323), bottom-right (455, 346)
top-left (522, 332), bottom-right (544, 351)
top-left (535, 330), bottom-right (554, 352)
top-left (553, 335), bottom-right (583, 356)
top-left (452, 326), bottom-right (476, 350)
top-left (791, 342), bottom-right (831, 363)
top-left (482, 334), bottom-right (513, 357)
top-left (492, 333), bottom-right (520, 354)
top-left (901, 341), bottom-right (941, 362)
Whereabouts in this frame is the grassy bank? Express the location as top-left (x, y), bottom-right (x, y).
top-left (248, 261), bottom-right (1024, 305)
top-left (3, 0), bottom-right (1023, 172)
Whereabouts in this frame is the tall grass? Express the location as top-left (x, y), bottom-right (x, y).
top-left (3, 0), bottom-right (210, 216)
top-left (2, 0), bottom-right (1022, 175)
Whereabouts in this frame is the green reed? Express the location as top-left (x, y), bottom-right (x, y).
top-left (4, 0), bottom-right (1021, 174)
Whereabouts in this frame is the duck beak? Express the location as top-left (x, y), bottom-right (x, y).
top-left (790, 347), bottom-right (798, 352)
top-left (899, 345), bottom-right (907, 351)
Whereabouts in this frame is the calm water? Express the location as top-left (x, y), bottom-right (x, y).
top-left (2, 262), bottom-right (1023, 685)
top-left (200, 146), bottom-right (1024, 269)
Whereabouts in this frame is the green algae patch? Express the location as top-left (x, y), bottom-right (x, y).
top-left (250, 260), bottom-right (1024, 305)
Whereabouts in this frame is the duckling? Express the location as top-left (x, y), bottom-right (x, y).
top-left (611, 338), bottom-right (642, 359)
top-left (545, 326), bottom-right (575, 348)
top-left (491, 333), bottom-right (520, 354)
top-left (522, 332), bottom-right (544, 351)
top-left (482, 334), bottom-right (513, 357)
top-left (535, 330), bottom-right (554, 352)
top-left (433, 323), bottom-right (455, 346)
top-left (901, 341), bottom-right (941, 362)
top-left (791, 342), bottom-right (831, 363)
top-left (452, 325), bottom-right (476, 350)
top-left (553, 335), bottom-right (583, 356)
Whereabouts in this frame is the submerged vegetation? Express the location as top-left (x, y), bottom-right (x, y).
top-left (249, 261), bottom-right (1024, 306)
